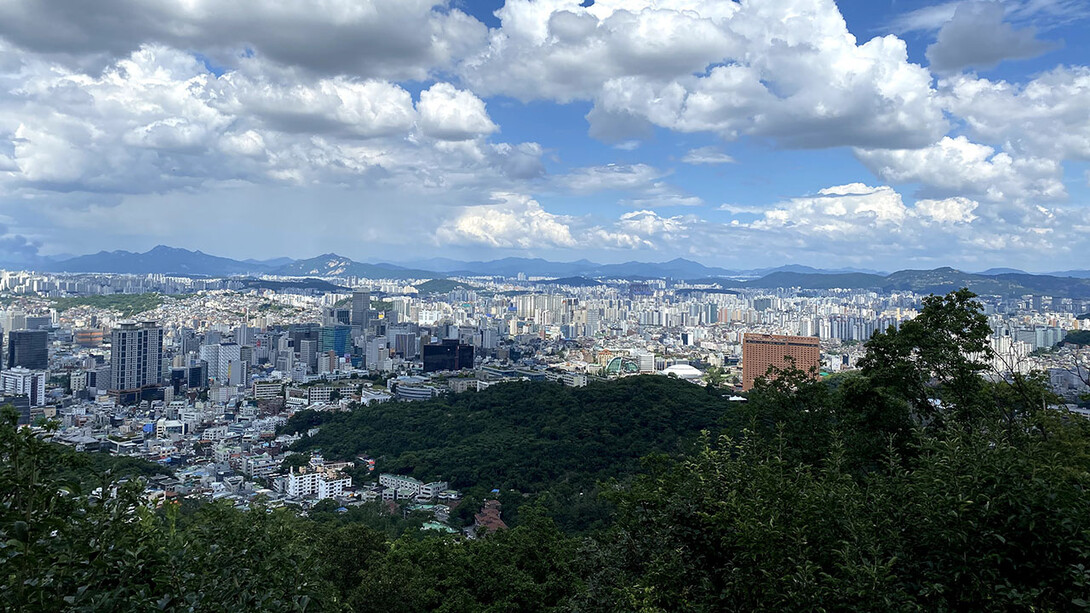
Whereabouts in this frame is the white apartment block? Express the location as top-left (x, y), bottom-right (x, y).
top-left (379, 473), bottom-right (448, 500)
top-left (286, 468), bottom-right (352, 500)
top-left (252, 380), bottom-right (284, 400)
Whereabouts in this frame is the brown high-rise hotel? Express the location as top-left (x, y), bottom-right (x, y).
top-left (742, 333), bottom-right (820, 391)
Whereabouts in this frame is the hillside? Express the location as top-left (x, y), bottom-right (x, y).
top-left (413, 279), bottom-right (477, 294)
top-left (50, 293), bottom-right (166, 316)
top-left (744, 271), bottom-right (886, 289)
top-left (744, 266), bottom-right (1090, 298)
top-left (272, 254), bottom-right (437, 280)
top-left (283, 376), bottom-right (730, 529)
top-left (49, 245), bottom-right (265, 276)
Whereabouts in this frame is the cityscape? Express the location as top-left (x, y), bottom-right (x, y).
top-left (2, 254), bottom-right (1088, 518)
top-left (4, 0), bottom-right (1090, 610)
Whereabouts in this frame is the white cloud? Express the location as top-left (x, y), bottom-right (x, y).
top-left (417, 82), bottom-right (498, 141)
top-left (681, 146), bottom-right (735, 165)
top-left (890, 0), bottom-right (1090, 34)
top-left (939, 67), bottom-right (1090, 160)
top-left (557, 163), bottom-right (663, 193)
top-left (752, 184), bottom-right (908, 238)
top-left (0, 45), bottom-right (532, 199)
top-left (916, 196), bottom-right (979, 223)
top-left (554, 163), bottom-right (702, 208)
top-left (435, 193), bottom-right (577, 249)
top-left (622, 182), bottom-right (704, 208)
top-left (855, 136), bottom-right (1065, 202)
top-left (461, 0), bottom-right (947, 148)
top-left (926, 2), bottom-right (1056, 73)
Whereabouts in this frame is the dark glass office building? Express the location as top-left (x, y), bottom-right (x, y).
top-left (7, 330), bottom-right (48, 371)
top-left (319, 325), bottom-right (352, 356)
top-left (422, 339), bottom-right (474, 373)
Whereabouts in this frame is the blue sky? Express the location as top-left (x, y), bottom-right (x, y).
top-left (1, 0), bottom-right (1089, 271)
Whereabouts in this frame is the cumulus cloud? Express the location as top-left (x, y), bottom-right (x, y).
top-left (926, 2), bottom-right (1057, 73)
top-left (855, 136), bottom-right (1066, 202)
top-left (417, 83), bottom-right (498, 141)
top-left (939, 67), bottom-right (1090, 160)
top-left (435, 193), bottom-right (577, 249)
top-left (752, 184), bottom-right (909, 237)
top-left (916, 196), bottom-right (979, 224)
top-left (462, 0), bottom-right (947, 149)
top-left (0, 0), bottom-right (487, 81)
top-left (717, 182), bottom-right (1090, 266)
top-left (681, 146), bottom-right (735, 165)
top-left (0, 45), bottom-right (532, 199)
top-left (589, 210), bottom-right (690, 249)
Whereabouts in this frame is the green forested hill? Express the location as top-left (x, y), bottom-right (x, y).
top-left (286, 376), bottom-right (727, 491)
top-left (285, 376), bottom-right (730, 528)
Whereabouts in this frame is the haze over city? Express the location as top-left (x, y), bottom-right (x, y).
top-left (2, 0), bottom-right (1089, 270)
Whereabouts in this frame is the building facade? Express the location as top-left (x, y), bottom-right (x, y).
top-left (741, 333), bottom-right (820, 391)
top-left (7, 329), bottom-right (47, 370)
top-left (109, 321), bottom-right (164, 395)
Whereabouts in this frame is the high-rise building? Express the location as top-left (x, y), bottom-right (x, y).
top-left (109, 321), bottom-right (164, 394)
top-left (7, 329), bottom-right (48, 370)
top-left (351, 290), bottom-right (370, 333)
top-left (741, 333), bottom-right (820, 391)
top-left (319, 325), bottom-right (352, 356)
top-left (1, 367), bottom-right (46, 407)
top-left (298, 339), bottom-right (317, 374)
top-left (199, 342), bottom-right (242, 384)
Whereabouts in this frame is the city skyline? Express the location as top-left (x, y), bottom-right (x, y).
top-left (2, 1), bottom-right (1090, 270)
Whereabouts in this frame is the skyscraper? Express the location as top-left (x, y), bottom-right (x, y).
top-left (319, 325), bottom-right (352, 356)
top-left (6, 329), bottom-right (47, 370)
top-left (351, 289), bottom-right (370, 334)
top-left (109, 321), bottom-right (164, 394)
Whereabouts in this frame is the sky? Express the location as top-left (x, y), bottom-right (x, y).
top-left (1, 0), bottom-right (1090, 272)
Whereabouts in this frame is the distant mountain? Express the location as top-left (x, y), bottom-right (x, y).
top-left (395, 257), bottom-right (741, 279)
top-left (745, 266), bottom-right (1090, 298)
top-left (452, 257), bottom-right (598, 278)
top-left (977, 267), bottom-right (1027, 275)
top-left (1048, 270), bottom-right (1090, 279)
top-left (533, 276), bottom-right (604, 287)
top-left (590, 258), bottom-right (739, 279)
top-left (244, 257), bottom-right (296, 268)
top-left (746, 264), bottom-right (888, 276)
top-left (49, 245), bottom-right (266, 275)
top-left (272, 254), bottom-right (438, 280)
top-left (392, 257), bottom-right (891, 279)
top-left (414, 279), bottom-right (477, 294)
top-left (745, 271), bottom-right (888, 290)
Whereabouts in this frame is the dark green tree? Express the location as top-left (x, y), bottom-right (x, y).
top-left (859, 288), bottom-right (992, 425)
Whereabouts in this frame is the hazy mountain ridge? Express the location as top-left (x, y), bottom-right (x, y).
top-left (745, 266), bottom-right (1090, 298)
top-left (23, 246), bottom-right (1089, 296)
top-left (45, 245), bottom-right (268, 275)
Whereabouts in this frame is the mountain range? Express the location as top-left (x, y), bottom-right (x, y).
top-left (742, 267), bottom-right (1090, 299)
top-left (9, 246), bottom-right (1090, 297)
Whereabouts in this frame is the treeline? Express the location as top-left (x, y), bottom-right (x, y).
top-left (50, 293), bottom-right (166, 316)
top-left (3, 289), bottom-right (1090, 611)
